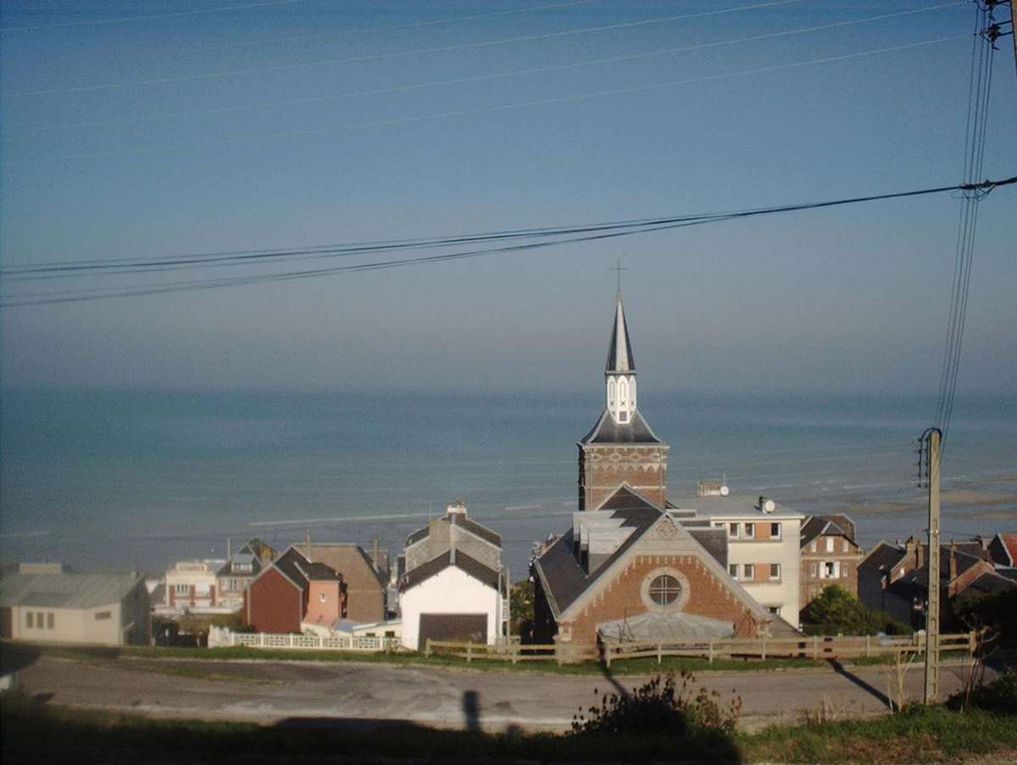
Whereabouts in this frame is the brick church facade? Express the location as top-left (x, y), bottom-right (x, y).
top-left (533, 293), bottom-right (784, 647)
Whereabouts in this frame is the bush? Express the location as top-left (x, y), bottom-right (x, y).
top-left (953, 671), bottom-right (1017, 714)
top-left (571, 671), bottom-right (741, 737)
top-left (801, 585), bottom-right (911, 636)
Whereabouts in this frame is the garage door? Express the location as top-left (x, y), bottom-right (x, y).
top-left (418, 613), bottom-right (487, 646)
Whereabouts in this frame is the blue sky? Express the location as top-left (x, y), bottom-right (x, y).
top-left (1, 0), bottom-right (1015, 395)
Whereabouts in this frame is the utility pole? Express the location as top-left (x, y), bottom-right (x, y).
top-left (918, 427), bottom-right (943, 704)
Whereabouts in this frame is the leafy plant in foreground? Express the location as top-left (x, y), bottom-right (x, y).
top-left (570, 670), bottom-right (742, 737)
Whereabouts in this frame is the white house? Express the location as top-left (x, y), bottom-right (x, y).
top-left (669, 492), bottom-right (803, 625)
top-left (0, 563), bottom-right (150, 646)
top-left (398, 549), bottom-right (506, 651)
top-left (398, 502), bottom-right (508, 651)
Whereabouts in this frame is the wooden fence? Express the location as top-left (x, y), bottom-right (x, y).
top-left (426, 632), bottom-right (975, 667)
top-left (208, 626), bottom-right (400, 652)
top-left (601, 632), bottom-right (975, 667)
top-left (425, 639), bottom-right (597, 664)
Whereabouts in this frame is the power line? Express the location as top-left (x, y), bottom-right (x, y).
top-left (26, 3), bottom-right (962, 135)
top-left (3, 0), bottom-right (798, 97)
top-left (0, 0), bottom-right (305, 34)
top-left (2, 175), bottom-right (1013, 307)
top-left (32, 34), bottom-right (967, 164)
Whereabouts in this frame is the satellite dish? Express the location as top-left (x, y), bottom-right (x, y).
top-left (763, 499), bottom-right (776, 513)
top-left (720, 485), bottom-right (730, 497)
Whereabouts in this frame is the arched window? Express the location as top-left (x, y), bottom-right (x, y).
top-left (619, 378), bottom-right (628, 408)
top-left (608, 378), bottom-right (616, 406)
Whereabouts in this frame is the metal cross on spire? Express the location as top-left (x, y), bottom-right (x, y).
top-left (611, 259), bottom-right (628, 294)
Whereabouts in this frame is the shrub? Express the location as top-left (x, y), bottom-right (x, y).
top-left (951, 671), bottom-right (1017, 714)
top-left (801, 585), bottom-right (911, 636)
top-left (571, 671), bottom-right (741, 737)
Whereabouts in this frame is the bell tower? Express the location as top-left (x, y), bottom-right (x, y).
top-left (578, 292), bottom-right (669, 510)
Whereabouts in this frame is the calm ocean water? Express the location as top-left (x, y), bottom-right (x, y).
top-left (1, 388), bottom-right (1015, 579)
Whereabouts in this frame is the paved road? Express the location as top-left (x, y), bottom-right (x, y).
top-left (13, 653), bottom-right (978, 732)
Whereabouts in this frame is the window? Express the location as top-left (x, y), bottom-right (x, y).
top-left (743, 564), bottom-right (755, 580)
top-left (823, 561), bottom-right (837, 578)
top-left (47, 613), bottom-right (54, 630)
top-left (770, 522), bottom-right (781, 539)
top-left (811, 541), bottom-right (817, 552)
top-left (743, 523), bottom-right (755, 539)
top-left (26, 612), bottom-right (33, 629)
top-left (648, 574), bottom-right (682, 606)
top-left (769, 563), bottom-right (781, 580)
top-left (729, 563), bottom-right (739, 579)
top-left (728, 523), bottom-right (739, 539)
top-left (826, 537), bottom-right (834, 553)
top-left (174, 584), bottom-right (190, 596)
top-left (842, 539), bottom-right (849, 553)
top-left (810, 563), bottom-right (818, 577)
top-left (94, 611), bottom-right (112, 621)
top-left (767, 606), bottom-right (780, 615)
top-left (842, 564), bottom-right (850, 578)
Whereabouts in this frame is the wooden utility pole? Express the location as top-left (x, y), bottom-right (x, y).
top-left (922, 427), bottom-right (943, 704)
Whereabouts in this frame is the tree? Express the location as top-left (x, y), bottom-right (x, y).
top-left (801, 585), bottom-right (910, 636)
top-left (510, 580), bottom-right (535, 641)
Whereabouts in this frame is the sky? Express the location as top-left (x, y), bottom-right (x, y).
top-left (1, 0), bottom-right (1015, 396)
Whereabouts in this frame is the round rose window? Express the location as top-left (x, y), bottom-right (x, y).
top-left (648, 574), bottom-right (682, 606)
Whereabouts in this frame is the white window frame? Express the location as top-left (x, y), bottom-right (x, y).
top-left (743, 563), bottom-right (755, 580)
top-left (769, 563), bottom-right (781, 581)
top-left (770, 522), bottom-right (781, 540)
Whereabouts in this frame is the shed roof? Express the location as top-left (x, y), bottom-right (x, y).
top-left (0, 571), bottom-right (142, 610)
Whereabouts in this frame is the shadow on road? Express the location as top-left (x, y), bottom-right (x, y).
top-left (0, 643), bottom-right (41, 675)
top-left (829, 659), bottom-right (891, 708)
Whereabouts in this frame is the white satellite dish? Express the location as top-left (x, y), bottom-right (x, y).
top-left (763, 499), bottom-right (776, 513)
top-left (720, 485), bottom-right (730, 497)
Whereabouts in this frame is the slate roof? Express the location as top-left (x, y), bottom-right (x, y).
top-left (606, 296), bottom-right (635, 372)
top-left (305, 544), bottom-right (385, 590)
top-left (960, 572), bottom-right (1017, 598)
top-left (579, 408), bottom-right (663, 445)
top-left (990, 533), bottom-right (1017, 567)
top-left (534, 487), bottom-right (663, 616)
top-left (801, 515), bottom-right (858, 548)
top-left (0, 571), bottom-right (143, 610)
top-left (405, 511), bottom-right (502, 549)
top-left (860, 542), bottom-right (908, 574)
top-left (398, 549), bottom-right (501, 592)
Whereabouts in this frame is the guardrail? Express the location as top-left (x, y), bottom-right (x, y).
top-left (601, 632), bottom-right (975, 667)
top-left (208, 626), bottom-right (401, 652)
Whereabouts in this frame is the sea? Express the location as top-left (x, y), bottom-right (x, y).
top-left (1, 388), bottom-right (1015, 580)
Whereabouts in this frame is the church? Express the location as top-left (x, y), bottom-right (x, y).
top-left (531, 293), bottom-right (796, 648)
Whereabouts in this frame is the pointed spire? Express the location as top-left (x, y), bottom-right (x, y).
top-left (606, 295), bottom-right (635, 373)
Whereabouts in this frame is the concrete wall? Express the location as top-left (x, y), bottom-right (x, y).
top-left (399, 567), bottom-right (501, 651)
top-left (713, 516), bottom-right (802, 624)
top-left (305, 580), bottom-right (343, 627)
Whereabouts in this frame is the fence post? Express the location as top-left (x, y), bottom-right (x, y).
top-left (761, 639), bottom-right (766, 660)
top-left (467, 644), bottom-right (472, 662)
top-left (866, 635), bottom-right (871, 658)
top-left (968, 630), bottom-right (976, 656)
top-left (425, 638), bottom-right (431, 657)
top-left (657, 642), bottom-right (662, 665)
top-left (259, 632), bottom-right (265, 648)
top-left (708, 641), bottom-right (714, 664)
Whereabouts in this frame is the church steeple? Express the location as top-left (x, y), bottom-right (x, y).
top-left (605, 294), bottom-right (637, 424)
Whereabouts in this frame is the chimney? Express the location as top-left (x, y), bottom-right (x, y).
top-left (304, 530), bottom-right (312, 560)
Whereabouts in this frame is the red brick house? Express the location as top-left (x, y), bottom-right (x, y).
top-left (245, 547), bottom-right (344, 633)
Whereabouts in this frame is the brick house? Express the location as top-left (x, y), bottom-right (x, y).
top-left (799, 515), bottom-right (864, 610)
top-left (245, 547), bottom-right (344, 633)
top-left (858, 537), bottom-right (1015, 631)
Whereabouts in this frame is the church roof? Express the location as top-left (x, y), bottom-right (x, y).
top-left (533, 487), bottom-right (664, 616)
top-left (606, 295), bottom-right (635, 373)
top-left (579, 408), bottom-right (663, 445)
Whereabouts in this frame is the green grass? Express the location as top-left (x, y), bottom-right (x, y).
top-left (2, 694), bottom-right (1014, 764)
top-left (27, 642), bottom-right (892, 675)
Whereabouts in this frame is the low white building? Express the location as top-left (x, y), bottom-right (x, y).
top-left (0, 563), bottom-right (150, 646)
top-left (398, 502), bottom-right (508, 651)
top-left (669, 492), bottom-right (803, 625)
